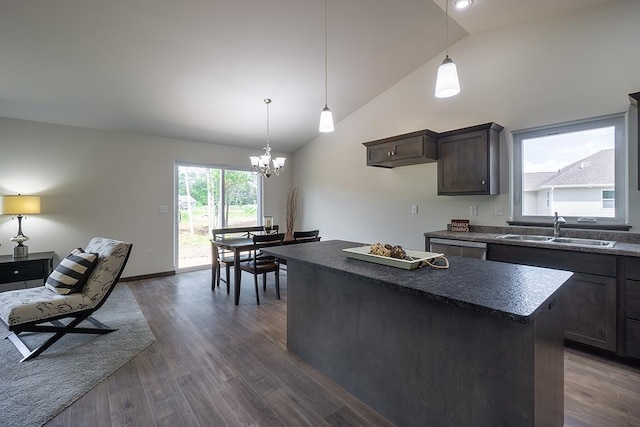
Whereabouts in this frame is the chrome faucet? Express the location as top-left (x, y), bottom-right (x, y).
top-left (553, 212), bottom-right (566, 237)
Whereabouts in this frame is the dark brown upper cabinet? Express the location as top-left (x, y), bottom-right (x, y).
top-left (363, 130), bottom-right (438, 168)
top-left (437, 122), bottom-right (503, 196)
top-left (629, 92), bottom-right (640, 190)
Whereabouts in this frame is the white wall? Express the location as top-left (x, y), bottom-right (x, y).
top-left (292, 0), bottom-right (640, 250)
top-left (0, 118), bottom-right (291, 277)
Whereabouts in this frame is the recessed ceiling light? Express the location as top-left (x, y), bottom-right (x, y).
top-left (453, 0), bottom-right (473, 9)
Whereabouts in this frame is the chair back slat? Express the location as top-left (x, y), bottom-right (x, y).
top-left (253, 232), bottom-right (285, 247)
top-left (293, 229), bottom-right (320, 243)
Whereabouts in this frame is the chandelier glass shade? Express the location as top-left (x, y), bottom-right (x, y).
top-left (250, 99), bottom-right (285, 178)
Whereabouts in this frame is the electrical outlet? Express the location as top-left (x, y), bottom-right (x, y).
top-left (470, 205), bottom-right (478, 216)
top-left (159, 205), bottom-right (169, 214)
top-left (494, 205), bottom-right (503, 216)
top-left (411, 205), bottom-right (419, 214)
top-left (147, 250), bottom-right (156, 259)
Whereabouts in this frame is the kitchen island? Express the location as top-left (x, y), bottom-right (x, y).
top-left (264, 240), bottom-right (573, 427)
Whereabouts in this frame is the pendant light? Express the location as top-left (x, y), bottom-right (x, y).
top-left (319, 0), bottom-right (334, 132)
top-left (435, 0), bottom-right (460, 98)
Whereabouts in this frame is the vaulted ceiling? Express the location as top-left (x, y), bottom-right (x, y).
top-left (0, 0), bottom-right (612, 153)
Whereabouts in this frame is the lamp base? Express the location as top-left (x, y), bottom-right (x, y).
top-left (13, 244), bottom-right (28, 258)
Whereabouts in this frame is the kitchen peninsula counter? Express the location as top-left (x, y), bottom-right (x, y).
top-left (264, 240), bottom-right (573, 426)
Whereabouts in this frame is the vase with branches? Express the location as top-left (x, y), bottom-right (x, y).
top-left (285, 187), bottom-right (299, 240)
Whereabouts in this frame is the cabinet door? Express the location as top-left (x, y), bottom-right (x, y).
top-left (487, 243), bottom-right (618, 352)
top-left (438, 130), bottom-right (490, 194)
top-left (367, 141), bottom-right (396, 165)
top-left (365, 135), bottom-right (437, 168)
top-left (627, 318), bottom-right (640, 359)
top-left (628, 279), bottom-right (640, 320)
top-left (563, 273), bottom-right (617, 351)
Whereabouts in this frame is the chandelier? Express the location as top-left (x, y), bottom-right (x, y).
top-left (250, 98), bottom-right (286, 178)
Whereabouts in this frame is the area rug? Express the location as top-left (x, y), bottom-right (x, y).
top-left (0, 285), bottom-right (156, 427)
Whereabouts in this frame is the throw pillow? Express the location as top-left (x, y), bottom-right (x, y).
top-left (45, 248), bottom-right (99, 295)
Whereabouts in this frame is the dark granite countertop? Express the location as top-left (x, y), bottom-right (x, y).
top-left (424, 229), bottom-right (640, 257)
top-left (264, 240), bottom-right (572, 325)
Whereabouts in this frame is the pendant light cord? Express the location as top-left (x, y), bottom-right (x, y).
top-left (324, 0), bottom-right (328, 105)
top-left (445, 0), bottom-right (449, 56)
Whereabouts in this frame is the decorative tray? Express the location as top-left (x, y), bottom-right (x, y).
top-left (342, 245), bottom-right (443, 270)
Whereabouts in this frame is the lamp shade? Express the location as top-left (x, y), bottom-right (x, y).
top-left (1, 195), bottom-right (41, 215)
top-left (435, 56), bottom-right (460, 98)
top-left (319, 105), bottom-right (334, 133)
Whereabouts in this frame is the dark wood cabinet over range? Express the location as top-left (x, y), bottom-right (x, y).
top-left (362, 129), bottom-right (438, 168)
top-left (363, 122), bottom-right (503, 195)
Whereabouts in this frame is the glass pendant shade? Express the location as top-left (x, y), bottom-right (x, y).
top-left (319, 105), bottom-right (334, 133)
top-left (435, 56), bottom-right (460, 98)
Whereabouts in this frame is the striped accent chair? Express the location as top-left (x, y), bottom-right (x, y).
top-left (0, 237), bottom-right (132, 362)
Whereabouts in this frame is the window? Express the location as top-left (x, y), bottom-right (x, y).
top-left (602, 190), bottom-right (615, 209)
top-left (176, 164), bottom-right (261, 269)
top-left (512, 114), bottom-right (626, 226)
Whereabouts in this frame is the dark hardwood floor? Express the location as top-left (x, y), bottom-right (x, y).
top-left (45, 269), bottom-right (640, 426)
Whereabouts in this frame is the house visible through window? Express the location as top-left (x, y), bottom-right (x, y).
top-left (602, 190), bottom-right (615, 209)
top-left (512, 114), bottom-right (625, 225)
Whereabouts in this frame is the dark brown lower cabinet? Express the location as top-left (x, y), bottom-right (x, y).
top-left (625, 259), bottom-right (640, 359)
top-left (562, 273), bottom-right (617, 351)
top-left (627, 319), bottom-right (640, 359)
top-left (488, 244), bottom-right (618, 352)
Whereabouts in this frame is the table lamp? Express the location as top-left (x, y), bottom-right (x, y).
top-left (1, 194), bottom-right (41, 258)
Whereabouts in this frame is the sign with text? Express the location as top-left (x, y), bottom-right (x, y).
top-left (450, 219), bottom-right (470, 232)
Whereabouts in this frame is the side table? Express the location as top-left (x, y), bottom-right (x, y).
top-left (0, 251), bottom-right (55, 287)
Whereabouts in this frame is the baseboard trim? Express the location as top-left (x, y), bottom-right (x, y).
top-left (120, 270), bottom-right (175, 282)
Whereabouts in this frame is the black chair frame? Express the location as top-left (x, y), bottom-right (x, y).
top-left (239, 233), bottom-right (285, 305)
top-left (4, 244), bottom-right (132, 362)
top-left (212, 225), bottom-right (279, 293)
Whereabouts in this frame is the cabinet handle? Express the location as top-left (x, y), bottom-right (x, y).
top-left (13, 270), bottom-right (19, 275)
top-left (481, 180), bottom-right (486, 185)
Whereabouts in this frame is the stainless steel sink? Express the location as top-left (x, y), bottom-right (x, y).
top-left (496, 234), bottom-right (615, 248)
top-left (496, 234), bottom-right (553, 242)
top-left (549, 237), bottom-right (616, 248)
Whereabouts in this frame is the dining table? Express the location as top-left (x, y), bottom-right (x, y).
top-left (211, 229), bottom-right (319, 305)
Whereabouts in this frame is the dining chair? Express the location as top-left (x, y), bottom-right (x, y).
top-left (212, 226), bottom-right (279, 293)
top-left (239, 233), bottom-right (285, 305)
top-left (293, 229), bottom-right (320, 243)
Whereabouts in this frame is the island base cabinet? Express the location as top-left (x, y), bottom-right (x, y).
top-left (287, 261), bottom-right (565, 427)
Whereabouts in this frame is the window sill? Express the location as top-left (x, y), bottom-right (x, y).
top-left (507, 221), bottom-right (631, 232)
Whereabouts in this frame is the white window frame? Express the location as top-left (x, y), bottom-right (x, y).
top-left (174, 161), bottom-right (264, 272)
top-left (511, 114), bottom-right (626, 226)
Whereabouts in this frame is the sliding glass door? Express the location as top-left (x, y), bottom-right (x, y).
top-left (176, 163), bottom-right (260, 270)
